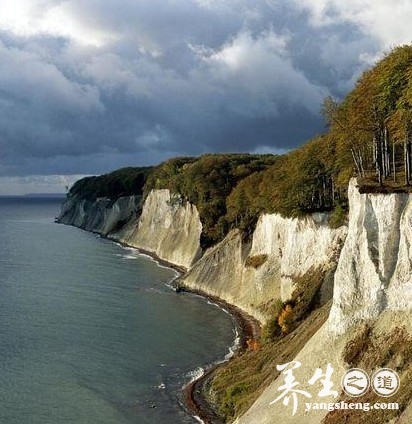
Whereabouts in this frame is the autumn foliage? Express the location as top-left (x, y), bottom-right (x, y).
top-left (246, 339), bottom-right (261, 351)
top-left (278, 304), bottom-right (294, 335)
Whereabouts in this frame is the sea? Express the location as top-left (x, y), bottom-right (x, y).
top-left (0, 196), bottom-right (237, 424)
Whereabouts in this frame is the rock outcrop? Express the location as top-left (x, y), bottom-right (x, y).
top-left (328, 178), bottom-right (412, 335)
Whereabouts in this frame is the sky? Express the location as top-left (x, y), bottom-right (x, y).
top-left (0, 0), bottom-right (411, 194)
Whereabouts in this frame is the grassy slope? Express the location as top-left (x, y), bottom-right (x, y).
top-left (210, 301), bottom-right (332, 422)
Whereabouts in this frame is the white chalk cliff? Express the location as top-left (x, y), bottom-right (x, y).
top-left (115, 189), bottom-right (203, 269)
top-left (58, 189), bottom-right (203, 270)
top-left (181, 212), bottom-right (345, 323)
top-left (236, 178), bottom-right (412, 424)
top-left (58, 188), bottom-right (345, 322)
top-left (328, 178), bottom-right (412, 335)
top-left (57, 195), bottom-right (140, 236)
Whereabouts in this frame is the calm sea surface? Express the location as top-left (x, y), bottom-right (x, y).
top-left (0, 197), bottom-right (236, 423)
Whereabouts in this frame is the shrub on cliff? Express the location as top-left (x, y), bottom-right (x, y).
top-left (245, 254), bottom-right (268, 269)
top-left (278, 304), bottom-right (294, 335)
top-left (260, 299), bottom-right (283, 343)
top-left (328, 203), bottom-right (348, 228)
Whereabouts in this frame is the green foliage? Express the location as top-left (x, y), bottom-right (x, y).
top-left (227, 135), bottom-right (347, 226)
top-left (260, 299), bottom-right (283, 343)
top-left (262, 267), bottom-right (328, 344)
top-left (290, 267), bottom-right (328, 322)
top-left (219, 381), bottom-right (254, 419)
top-left (69, 167), bottom-right (152, 201)
top-left (328, 44), bottom-right (412, 187)
top-left (328, 202), bottom-right (348, 229)
top-left (144, 154), bottom-right (278, 248)
top-left (143, 156), bottom-right (196, 197)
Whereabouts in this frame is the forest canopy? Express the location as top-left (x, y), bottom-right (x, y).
top-left (325, 44), bottom-right (412, 189)
top-left (69, 167), bottom-right (152, 201)
top-left (144, 154), bottom-right (279, 247)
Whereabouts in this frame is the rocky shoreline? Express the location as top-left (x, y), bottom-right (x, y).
top-left (107, 235), bottom-right (261, 424)
top-left (117, 245), bottom-right (261, 423)
top-left (179, 287), bottom-right (261, 424)
top-left (114, 243), bottom-right (261, 424)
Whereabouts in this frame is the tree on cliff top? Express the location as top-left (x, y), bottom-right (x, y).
top-left (328, 45), bottom-right (412, 187)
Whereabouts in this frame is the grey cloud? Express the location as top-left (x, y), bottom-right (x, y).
top-left (0, 0), bottom-right (390, 184)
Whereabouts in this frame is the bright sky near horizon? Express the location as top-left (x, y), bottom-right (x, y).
top-left (0, 0), bottom-right (411, 194)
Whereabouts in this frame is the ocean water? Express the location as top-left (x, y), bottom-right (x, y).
top-left (0, 197), bottom-right (236, 423)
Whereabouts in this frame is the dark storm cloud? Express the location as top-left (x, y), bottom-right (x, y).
top-left (0, 0), bottom-right (400, 184)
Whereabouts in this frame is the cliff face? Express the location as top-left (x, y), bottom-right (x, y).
top-left (115, 189), bottom-right (202, 269)
top-left (181, 213), bottom-right (346, 323)
top-left (58, 180), bottom-right (412, 422)
top-left (58, 189), bottom-right (346, 322)
top-left (328, 178), bottom-right (412, 335)
top-left (57, 195), bottom-right (141, 236)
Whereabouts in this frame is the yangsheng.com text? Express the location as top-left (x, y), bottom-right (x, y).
top-left (304, 401), bottom-right (399, 412)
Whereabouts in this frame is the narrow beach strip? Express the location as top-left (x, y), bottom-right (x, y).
top-left (179, 287), bottom-right (261, 424)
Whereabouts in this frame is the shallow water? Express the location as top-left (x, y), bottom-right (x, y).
top-left (0, 197), bottom-right (236, 423)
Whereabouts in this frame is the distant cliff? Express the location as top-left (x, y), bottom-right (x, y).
top-left (57, 189), bottom-right (202, 270)
top-left (57, 194), bottom-right (141, 236)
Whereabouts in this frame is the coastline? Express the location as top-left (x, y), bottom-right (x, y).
top-left (110, 237), bottom-right (261, 423)
top-left (114, 239), bottom-right (261, 423)
top-left (178, 286), bottom-right (261, 424)
top-left (109, 237), bottom-right (188, 275)
top-left (55, 220), bottom-right (188, 274)
top-left (111, 235), bottom-right (262, 423)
